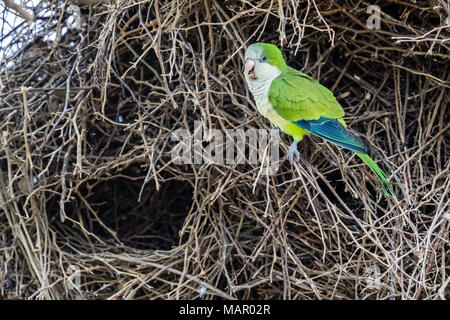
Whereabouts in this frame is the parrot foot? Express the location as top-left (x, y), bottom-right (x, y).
top-left (287, 141), bottom-right (300, 165)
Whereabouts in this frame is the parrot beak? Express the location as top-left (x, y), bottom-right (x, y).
top-left (245, 59), bottom-right (256, 79)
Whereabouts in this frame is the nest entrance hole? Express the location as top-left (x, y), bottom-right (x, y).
top-left (66, 169), bottom-right (193, 250)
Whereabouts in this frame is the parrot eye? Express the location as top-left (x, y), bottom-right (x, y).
top-left (261, 56), bottom-right (267, 62)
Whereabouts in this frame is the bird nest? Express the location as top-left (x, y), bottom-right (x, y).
top-left (0, 0), bottom-right (449, 299)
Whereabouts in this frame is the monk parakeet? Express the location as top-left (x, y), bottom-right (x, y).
top-left (244, 43), bottom-right (394, 196)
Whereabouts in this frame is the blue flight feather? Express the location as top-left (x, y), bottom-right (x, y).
top-left (293, 118), bottom-right (369, 154)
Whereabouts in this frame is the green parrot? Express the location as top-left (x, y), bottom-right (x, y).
top-left (244, 43), bottom-right (394, 197)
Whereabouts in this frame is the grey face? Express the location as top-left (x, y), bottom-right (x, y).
top-left (244, 46), bottom-right (280, 82)
top-left (245, 45), bottom-right (264, 61)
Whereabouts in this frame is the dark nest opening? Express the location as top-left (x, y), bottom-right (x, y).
top-left (0, 0), bottom-right (449, 300)
top-left (51, 171), bottom-right (194, 251)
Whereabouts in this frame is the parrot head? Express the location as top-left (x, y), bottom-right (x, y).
top-left (244, 43), bottom-right (287, 82)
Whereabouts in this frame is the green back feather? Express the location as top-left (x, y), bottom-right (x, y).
top-left (269, 67), bottom-right (344, 121)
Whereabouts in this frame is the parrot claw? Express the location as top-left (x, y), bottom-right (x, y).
top-left (287, 141), bottom-right (300, 165)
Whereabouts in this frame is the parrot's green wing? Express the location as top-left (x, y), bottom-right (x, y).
top-left (268, 66), bottom-right (344, 121)
top-left (268, 66), bottom-right (367, 153)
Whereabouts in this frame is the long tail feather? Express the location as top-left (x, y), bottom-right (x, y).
top-left (355, 152), bottom-right (394, 197)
